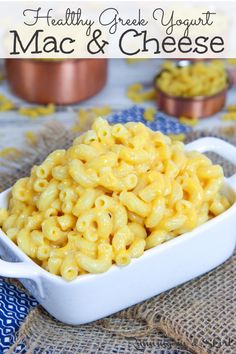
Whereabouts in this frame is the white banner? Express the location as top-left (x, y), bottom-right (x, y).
top-left (0, 1), bottom-right (235, 58)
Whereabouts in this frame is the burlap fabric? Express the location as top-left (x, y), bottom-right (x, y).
top-left (0, 122), bottom-right (235, 354)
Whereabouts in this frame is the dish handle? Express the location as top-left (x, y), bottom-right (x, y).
top-left (0, 257), bottom-right (44, 298)
top-left (186, 137), bottom-right (236, 189)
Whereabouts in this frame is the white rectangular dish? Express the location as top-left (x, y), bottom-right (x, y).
top-left (0, 137), bottom-right (236, 325)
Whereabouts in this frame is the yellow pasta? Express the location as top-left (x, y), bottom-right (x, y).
top-left (19, 103), bottom-right (55, 118)
top-left (168, 134), bottom-right (186, 142)
top-left (222, 112), bottom-right (236, 121)
top-left (157, 60), bottom-right (227, 97)
top-left (0, 209), bottom-right (8, 225)
top-left (127, 83), bottom-right (155, 103)
top-left (0, 147), bottom-right (22, 160)
top-left (71, 106), bottom-right (112, 133)
top-left (179, 117), bottom-right (199, 127)
top-left (0, 94), bottom-right (14, 112)
top-left (226, 105), bottom-right (236, 112)
top-left (25, 131), bottom-right (37, 145)
top-left (143, 107), bottom-right (156, 122)
top-left (0, 118), bottom-right (230, 281)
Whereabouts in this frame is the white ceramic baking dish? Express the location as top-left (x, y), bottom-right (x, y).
top-left (0, 137), bottom-right (236, 325)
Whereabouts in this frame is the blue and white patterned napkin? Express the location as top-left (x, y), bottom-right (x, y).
top-left (0, 106), bottom-right (191, 352)
top-left (0, 279), bottom-right (37, 353)
top-left (108, 106), bottom-right (192, 135)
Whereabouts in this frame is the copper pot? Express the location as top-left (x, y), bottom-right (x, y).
top-left (6, 59), bottom-right (108, 105)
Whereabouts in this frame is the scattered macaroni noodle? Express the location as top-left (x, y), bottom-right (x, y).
top-left (179, 117), bottom-right (199, 127)
top-left (127, 83), bottom-right (155, 103)
top-left (157, 60), bottom-right (227, 97)
top-left (126, 59), bottom-right (147, 64)
top-left (0, 147), bottom-right (22, 160)
top-left (223, 105), bottom-right (236, 120)
top-left (0, 94), bottom-right (14, 112)
top-left (19, 103), bottom-right (55, 118)
top-left (226, 105), bottom-right (236, 112)
top-left (222, 112), bottom-right (236, 121)
top-left (0, 118), bottom-right (230, 281)
top-left (168, 134), bottom-right (186, 142)
top-left (25, 131), bottom-right (37, 145)
top-left (144, 108), bottom-right (156, 122)
top-left (72, 106), bottom-right (112, 133)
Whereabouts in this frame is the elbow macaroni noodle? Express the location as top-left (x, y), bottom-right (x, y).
top-left (157, 60), bottom-right (228, 97)
top-left (0, 118), bottom-right (231, 281)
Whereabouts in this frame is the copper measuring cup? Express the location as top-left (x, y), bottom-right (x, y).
top-left (155, 61), bottom-right (230, 118)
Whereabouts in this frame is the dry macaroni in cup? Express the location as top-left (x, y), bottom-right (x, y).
top-left (157, 60), bottom-right (228, 97)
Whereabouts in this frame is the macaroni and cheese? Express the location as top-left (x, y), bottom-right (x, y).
top-left (0, 118), bottom-right (230, 281)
